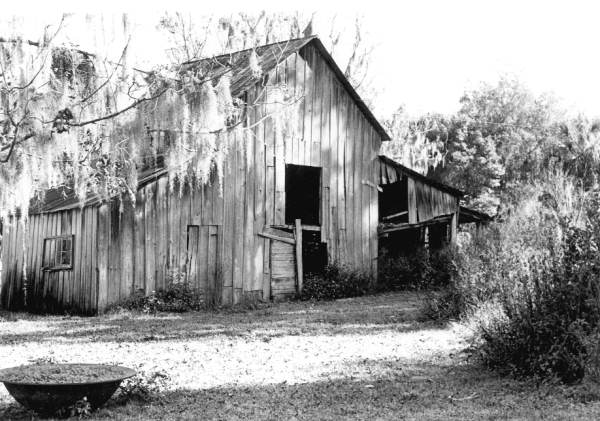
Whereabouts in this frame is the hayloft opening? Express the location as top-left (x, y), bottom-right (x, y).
top-left (379, 176), bottom-right (408, 223)
top-left (285, 164), bottom-right (321, 226)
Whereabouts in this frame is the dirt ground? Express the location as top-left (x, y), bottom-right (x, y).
top-left (1, 292), bottom-right (600, 420)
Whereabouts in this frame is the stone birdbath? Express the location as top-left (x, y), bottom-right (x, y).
top-left (0, 363), bottom-right (136, 416)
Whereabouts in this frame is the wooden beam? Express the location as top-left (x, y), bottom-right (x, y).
top-left (378, 213), bottom-right (454, 235)
top-left (271, 223), bottom-right (321, 232)
top-left (381, 211), bottom-right (408, 222)
top-left (258, 232), bottom-right (296, 245)
top-left (294, 219), bottom-right (303, 294)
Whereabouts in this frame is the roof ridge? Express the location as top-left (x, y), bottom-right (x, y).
top-left (182, 35), bottom-right (317, 66)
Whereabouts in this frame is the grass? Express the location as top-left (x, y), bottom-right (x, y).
top-left (0, 292), bottom-right (600, 420)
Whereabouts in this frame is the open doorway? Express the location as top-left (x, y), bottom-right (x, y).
top-left (285, 164), bottom-right (321, 226)
top-left (379, 176), bottom-right (408, 223)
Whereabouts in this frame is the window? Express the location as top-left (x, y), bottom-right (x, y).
top-left (43, 235), bottom-right (74, 270)
top-left (285, 164), bottom-right (321, 225)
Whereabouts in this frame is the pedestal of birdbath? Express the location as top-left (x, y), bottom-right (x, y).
top-left (0, 363), bottom-right (136, 416)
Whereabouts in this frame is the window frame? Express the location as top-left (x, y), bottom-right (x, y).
top-left (42, 234), bottom-right (74, 271)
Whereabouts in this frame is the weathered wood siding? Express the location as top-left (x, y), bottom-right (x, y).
top-left (0, 41), bottom-right (385, 313)
top-left (99, 43), bottom-right (383, 308)
top-left (0, 207), bottom-right (99, 314)
top-left (378, 159), bottom-right (459, 223)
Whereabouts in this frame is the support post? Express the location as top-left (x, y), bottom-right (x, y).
top-left (294, 219), bottom-right (303, 294)
top-left (450, 211), bottom-right (458, 244)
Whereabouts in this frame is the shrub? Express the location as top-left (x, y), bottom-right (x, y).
top-left (112, 369), bottom-right (171, 404)
top-left (420, 283), bottom-right (468, 321)
top-left (112, 282), bottom-right (204, 314)
top-left (300, 263), bottom-right (372, 301)
top-left (378, 246), bottom-right (458, 292)
top-left (427, 172), bottom-right (600, 383)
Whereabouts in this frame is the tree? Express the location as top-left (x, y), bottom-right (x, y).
top-left (158, 12), bottom-right (378, 104)
top-left (381, 107), bottom-right (446, 175)
top-left (0, 14), bottom-right (301, 219)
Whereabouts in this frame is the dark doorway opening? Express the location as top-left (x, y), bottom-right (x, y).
top-left (285, 164), bottom-right (321, 225)
top-left (379, 177), bottom-right (408, 223)
top-left (302, 230), bottom-right (328, 275)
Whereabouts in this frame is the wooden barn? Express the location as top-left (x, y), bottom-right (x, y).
top-left (377, 155), bottom-right (463, 257)
top-left (0, 36), bottom-right (391, 314)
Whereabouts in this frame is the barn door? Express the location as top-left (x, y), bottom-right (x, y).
top-left (186, 225), bottom-right (219, 304)
top-left (270, 239), bottom-right (297, 300)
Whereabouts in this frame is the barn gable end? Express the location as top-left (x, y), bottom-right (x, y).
top-left (0, 36), bottom-right (400, 313)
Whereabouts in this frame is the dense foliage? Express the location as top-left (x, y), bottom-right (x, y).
top-left (384, 76), bottom-right (600, 384)
top-left (112, 282), bottom-right (205, 314)
top-left (300, 264), bottom-right (373, 301)
top-left (384, 77), bottom-right (600, 216)
top-left (425, 173), bottom-right (600, 383)
top-left (377, 247), bottom-right (456, 291)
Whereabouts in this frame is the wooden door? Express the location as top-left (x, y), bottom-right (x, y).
top-left (186, 225), bottom-right (219, 303)
top-left (270, 239), bottom-right (297, 300)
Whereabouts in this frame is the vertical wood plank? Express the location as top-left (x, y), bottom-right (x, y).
top-left (294, 219), bottom-right (303, 293)
top-left (97, 204), bottom-right (109, 312)
top-left (221, 132), bottom-right (234, 304)
top-left (232, 128), bottom-right (245, 302)
top-left (145, 185), bottom-right (156, 294)
top-left (120, 200), bottom-right (134, 299)
top-left (156, 177), bottom-right (168, 288)
top-left (243, 91), bottom-right (257, 291)
top-left (89, 207), bottom-right (98, 312)
top-left (134, 190), bottom-right (146, 292)
top-left (252, 85), bottom-right (266, 295)
top-left (207, 225), bottom-right (218, 303)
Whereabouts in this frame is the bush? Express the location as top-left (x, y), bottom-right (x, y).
top-left (378, 246), bottom-right (457, 291)
top-left (421, 284), bottom-right (468, 321)
top-left (427, 172), bottom-right (600, 383)
top-left (112, 369), bottom-right (171, 404)
top-left (477, 310), bottom-right (587, 384)
top-left (112, 282), bottom-right (205, 314)
top-left (300, 263), bottom-right (372, 301)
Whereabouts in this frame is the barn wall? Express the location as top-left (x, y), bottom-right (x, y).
top-left (0, 41), bottom-right (385, 313)
top-left (98, 43), bottom-right (384, 308)
top-left (378, 159), bottom-right (459, 223)
top-left (96, 173), bottom-right (225, 309)
top-left (274, 44), bottom-right (381, 274)
top-left (0, 207), bottom-right (99, 314)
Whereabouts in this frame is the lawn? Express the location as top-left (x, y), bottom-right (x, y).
top-left (1, 292), bottom-right (600, 420)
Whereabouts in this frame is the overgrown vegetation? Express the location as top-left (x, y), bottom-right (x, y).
top-left (424, 172), bottom-right (600, 384)
top-left (110, 282), bottom-right (205, 314)
top-left (300, 264), bottom-right (373, 301)
top-left (112, 369), bottom-right (171, 404)
top-left (378, 247), bottom-right (457, 291)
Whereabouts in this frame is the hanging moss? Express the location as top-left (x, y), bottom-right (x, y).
top-left (51, 47), bottom-right (74, 82)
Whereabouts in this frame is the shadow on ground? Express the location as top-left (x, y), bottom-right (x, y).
top-left (0, 292), bottom-right (443, 344)
top-left (2, 362), bottom-right (599, 421)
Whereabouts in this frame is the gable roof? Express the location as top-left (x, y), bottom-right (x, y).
top-left (27, 37), bottom-right (390, 215)
top-left (378, 155), bottom-right (464, 197)
top-left (183, 36), bottom-right (390, 141)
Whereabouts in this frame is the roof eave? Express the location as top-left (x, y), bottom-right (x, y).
top-left (378, 155), bottom-right (464, 197)
top-left (303, 38), bottom-right (391, 141)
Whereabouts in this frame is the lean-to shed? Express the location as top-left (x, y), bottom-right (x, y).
top-left (0, 36), bottom-right (391, 314)
top-left (377, 155), bottom-right (463, 255)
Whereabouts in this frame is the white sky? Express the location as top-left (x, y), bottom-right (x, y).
top-left (4, 1), bottom-right (600, 119)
